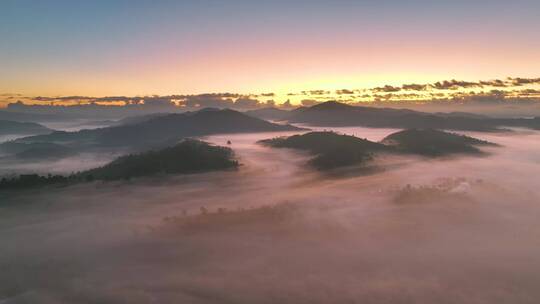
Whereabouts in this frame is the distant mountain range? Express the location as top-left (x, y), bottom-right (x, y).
top-left (0, 142), bottom-right (76, 160)
top-left (0, 110), bottom-right (64, 123)
top-left (248, 101), bottom-right (540, 131)
top-left (0, 120), bottom-right (53, 136)
top-left (13, 108), bottom-right (302, 150)
top-left (245, 107), bottom-right (294, 121)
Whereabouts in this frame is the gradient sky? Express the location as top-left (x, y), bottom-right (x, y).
top-left (1, 0), bottom-right (540, 97)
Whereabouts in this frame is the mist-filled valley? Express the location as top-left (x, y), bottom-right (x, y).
top-left (1, 117), bottom-right (540, 303)
top-left (4, 1), bottom-right (540, 302)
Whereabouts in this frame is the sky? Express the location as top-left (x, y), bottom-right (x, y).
top-left (1, 0), bottom-right (540, 99)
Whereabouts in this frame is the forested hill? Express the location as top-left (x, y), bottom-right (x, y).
top-left (15, 108), bottom-right (302, 149)
top-left (0, 140), bottom-right (238, 190)
top-left (286, 101), bottom-right (540, 131)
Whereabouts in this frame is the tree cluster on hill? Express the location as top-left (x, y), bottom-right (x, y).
top-left (260, 129), bottom-right (497, 170)
top-left (0, 174), bottom-right (70, 190)
top-left (80, 139), bottom-right (238, 181)
top-left (161, 203), bottom-right (301, 234)
top-left (260, 132), bottom-right (387, 169)
top-left (381, 129), bottom-right (497, 156)
top-left (0, 140), bottom-right (238, 191)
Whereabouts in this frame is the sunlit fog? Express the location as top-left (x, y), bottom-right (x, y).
top-left (1, 125), bottom-right (539, 303)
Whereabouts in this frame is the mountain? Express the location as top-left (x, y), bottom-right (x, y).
top-left (245, 108), bottom-right (293, 121)
top-left (0, 110), bottom-right (64, 123)
top-left (79, 139), bottom-right (238, 181)
top-left (0, 142), bottom-right (76, 160)
top-left (0, 120), bottom-right (53, 136)
top-left (0, 140), bottom-right (238, 190)
top-left (286, 101), bottom-right (540, 131)
top-left (260, 129), bottom-right (496, 169)
top-left (15, 109), bottom-right (302, 149)
top-left (381, 129), bottom-right (497, 157)
top-left (259, 131), bottom-right (388, 169)
top-left (434, 111), bottom-right (488, 119)
top-left (113, 113), bottom-right (171, 126)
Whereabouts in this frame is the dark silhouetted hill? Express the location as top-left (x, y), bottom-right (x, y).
top-left (287, 101), bottom-right (540, 131)
top-left (0, 120), bottom-right (53, 136)
top-left (80, 139), bottom-right (238, 181)
top-left (260, 131), bottom-right (388, 169)
top-left (260, 129), bottom-right (496, 169)
top-left (113, 113), bottom-right (171, 126)
top-left (0, 140), bottom-right (238, 190)
top-left (3, 142), bottom-right (77, 160)
top-left (15, 109), bottom-right (302, 149)
top-left (245, 108), bottom-right (292, 121)
top-left (382, 129), bottom-right (497, 156)
top-left (0, 110), bottom-right (64, 123)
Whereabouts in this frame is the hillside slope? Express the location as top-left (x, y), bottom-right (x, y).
top-left (15, 109), bottom-right (302, 149)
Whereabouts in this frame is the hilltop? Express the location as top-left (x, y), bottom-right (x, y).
top-left (80, 139), bottom-right (238, 181)
top-left (245, 107), bottom-right (293, 121)
top-left (260, 129), bottom-right (496, 169)
top-left (0, 142), bottom-right (76, 160)
top-left (259, 131), bottom-right (389, 169)
top-left (286, 101), bottom-right (540, 131)
top-left (0, 139), bottom-right (238, 190)
top-left (381, 129), bottom-right (497, 156)
top-left (0, 120), bottom-right (53, 136)
top-left (14, 108), bottom-right (302, 149)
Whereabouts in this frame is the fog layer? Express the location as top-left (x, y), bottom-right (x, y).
top-left (1, 127), bottom-right (539, 303)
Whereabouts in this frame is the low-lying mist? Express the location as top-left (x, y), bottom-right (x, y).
top-left (1, 127), bottom-right (540, 303)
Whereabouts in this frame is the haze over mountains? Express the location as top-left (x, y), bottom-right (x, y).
top-left (0, 120), bottom-right (52, 136)
top-left (0, 139), bottom-right (237, 190)
top-left (0, 62), bottom-right (539, 304)
top-left (10, 108), bottom-right (301, 150)
top-left (248, 101), bottom-right (540, 131)
top-left (0, 101), bottom-right (538, 304)
top-left (3, 0), bottom-right (540, 302)
top-left (2, 123), bottom-right (539, 303)
top-left (3, 100), bottom-right (538, 165)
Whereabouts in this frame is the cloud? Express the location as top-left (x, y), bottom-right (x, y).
top-left (180, 95), bottom-right (235, 109)
top-left (432, 80), bottom-right (482, 90)
top-left (279, 99), bottom-right (295, 109)
top-left (516, 89), bottom-right (540, 97)
top-left (373, 85), bottom-right (401, 93)
top-left (234, 98), bottom-right (261, 110)
top-left (401, 84), bottom-right (429, 91)
top-left (508, 77), bottom-right (540, 86)
top-left (449, 90), bottom-right (507, 103)
top-left (336, 89), bottom-right (355, 95)
top-left (300, 99), bottom-right (321, 106)
top-left (4, 76), bottom-right (539, 114)
top-left (178, 94), bottom-right (272, 111)
top-left (479, 79), bottom-right (508, 87)
top-left (264, 100), bottom-right (276, 107)
top-left (302, 90), bottom-right (329, 95)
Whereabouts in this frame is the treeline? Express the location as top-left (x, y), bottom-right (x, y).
top-left (81, 139), bottom-right (238, 181)
top-left (259, 131), bottom-right (388, 170)
top-left (0, 174), bottom-right (72, 190)
top-left (260, 129), bottom-right (497, 170)
top-left (0, 139), bottom-right (238, 191)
